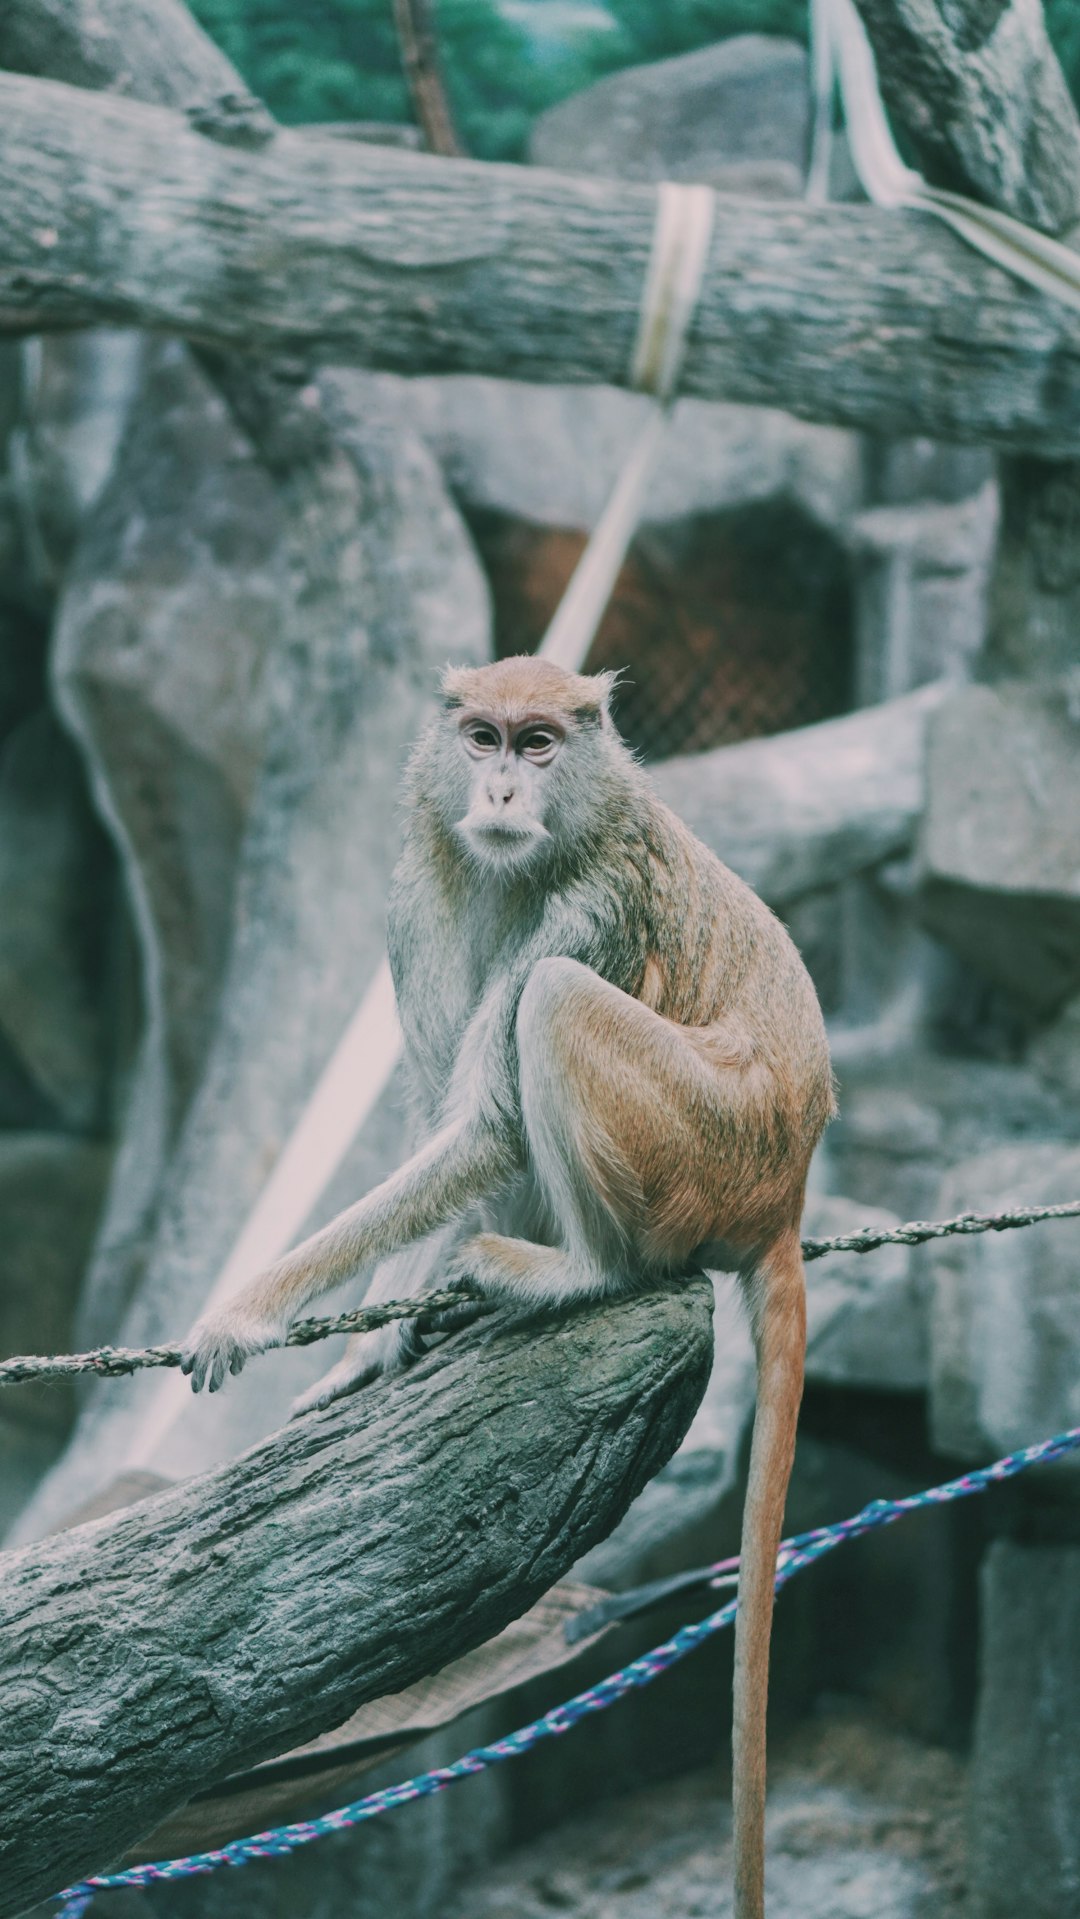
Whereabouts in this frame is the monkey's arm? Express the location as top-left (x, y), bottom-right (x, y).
top-left (180, 969), bottom-right (532, 1393)
top-left (180, 1115), bottom-right (517, 1392)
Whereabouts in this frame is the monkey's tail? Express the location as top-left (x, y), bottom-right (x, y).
top-left (732, 1228), bottom-right (806, 1919)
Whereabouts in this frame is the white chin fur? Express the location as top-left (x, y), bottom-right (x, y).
top-left (458, 818), bottom-right (548, 867)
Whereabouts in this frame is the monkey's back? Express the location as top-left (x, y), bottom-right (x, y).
top-left (628, 790), bottom-right (836, 1150)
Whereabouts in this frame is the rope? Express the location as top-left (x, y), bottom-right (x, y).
top-left (52, 1417), bottom-right (1080, 1917)
top-left (5, 1199), bottom-right (1078, 1387)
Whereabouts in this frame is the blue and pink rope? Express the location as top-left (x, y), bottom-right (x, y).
top-left (53, 1419), bottom-right (1080, 1917)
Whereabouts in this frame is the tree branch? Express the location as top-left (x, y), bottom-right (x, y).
top-left (853, 0), bottom-right (1080, 233)
top-left (392, 0), bottom-right (464, 158)
top-left (0, 73), bottom-right (1078, 454)
top-left (0, 1278), bottom-right (713, 1915)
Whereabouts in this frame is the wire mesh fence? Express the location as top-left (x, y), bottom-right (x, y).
top-left (468, 500), bottom-right (854, 761)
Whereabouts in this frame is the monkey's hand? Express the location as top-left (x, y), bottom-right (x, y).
top-left (179, 1298), bottom-right (290, 1394)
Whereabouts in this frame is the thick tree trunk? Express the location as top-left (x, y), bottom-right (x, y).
top-left (0, 1278), bottom-right (713, 1916)
top-left (853, 0), bottom-right (1080, 678)
top-left (853, 0), bottom-right (1080, 233)
top-left (0, 74), bottom-right (1078, 453)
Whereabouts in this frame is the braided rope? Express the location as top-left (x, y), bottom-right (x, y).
top-left (53, 1418), bottom-right (1080, 1917)
top-left (5, 1199), bottom-right (1078, 1387)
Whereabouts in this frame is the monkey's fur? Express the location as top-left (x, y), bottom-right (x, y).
top-left (182, 656), bottom-right (835, 1919)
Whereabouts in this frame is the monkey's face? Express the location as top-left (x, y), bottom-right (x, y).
top-left (452, 708), bottom-right (567, 871)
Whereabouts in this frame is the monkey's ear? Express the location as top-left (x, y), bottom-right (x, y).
top-left (591, 669), bottom-right (619, 728)
top-left (440, 663), bottom-right (470, 710)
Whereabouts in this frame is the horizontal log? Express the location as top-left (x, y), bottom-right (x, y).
top-left (2, 73), bottom-right (1080, 454)
top-left (0, 1277), bottom-right (712, 1915)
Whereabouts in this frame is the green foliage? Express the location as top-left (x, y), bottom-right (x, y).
top-left (188, 0), bottom-right (615, 158)
top-left (1045, 0), bottom-right (1080, 111)
top-left (189, 0), bottom-right (1080, 161)
top-left (604, 0), bottom-right (806, 65)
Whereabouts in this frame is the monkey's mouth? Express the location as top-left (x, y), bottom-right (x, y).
top-left (457, 814), bottom-right (549, 862)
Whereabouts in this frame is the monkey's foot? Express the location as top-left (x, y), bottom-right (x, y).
top-left (289, 1321), bottom-right (417, 1419)
top-left (179, 1302), bottom-right (289, 1394)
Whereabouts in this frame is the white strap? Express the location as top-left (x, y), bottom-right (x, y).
top-left (541, 182), bottom-right (715, 670)
top-left (136, 183), bottom-right (715, 1464)
top-left (819, 0), bottom-right (1080, 311)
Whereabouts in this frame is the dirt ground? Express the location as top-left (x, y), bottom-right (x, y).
top-left (446, 1701), bottom-right (969, 1919)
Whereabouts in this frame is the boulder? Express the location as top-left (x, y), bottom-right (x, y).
top-left (1027, 991), bottom-right (1080, 1103)
top-left (827, 1053), bottom-right (1079, 1223)
top-left (52, 339), bottom-right (282, 1345)
top-left (916, 681), bottom-right (1080, 1013)
top-left (529, 37), bottom-right (810, 189)
top-left (0, 707), bottom-right (114, 1131)
top-left (849, 481), bottom-right (999, 703)
top-left (388, 377), bottom-right (865, 540)
top-left (803, 1193), bottom-right (926, 1392)
top-left (11, 374), bottom-right (491, 1543)
top-left (929, 1143), bottom-right (1080, 1464)
top-left (970, 1541), bottom-right (1080, 1919)
top-left (0, 1133), bottom-right (110, 1535)
top-left (652, 683), bottom-right (946, 907)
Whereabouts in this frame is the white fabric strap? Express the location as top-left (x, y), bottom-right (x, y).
top-left (136, 182), bottom-right (716, 1462)
top-left (819, 0), bottom-right (1080, 311)
top-left (541, 182), bottom-right (715, 670)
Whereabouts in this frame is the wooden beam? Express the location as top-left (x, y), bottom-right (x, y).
top-left (1, 72), bottom-right (1080, 454)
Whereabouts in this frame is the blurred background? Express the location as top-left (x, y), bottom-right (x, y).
top-left (2, 1), bottom-right (1080, 1914)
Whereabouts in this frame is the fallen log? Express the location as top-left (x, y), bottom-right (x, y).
top-left (1, 72), bottom-right (1080, 454)
top-left (0, 1277), bottom-right (713, 1916)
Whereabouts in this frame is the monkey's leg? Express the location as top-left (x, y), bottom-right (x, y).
top-left (452, 956), bottom-right (771, 1306)
top-left (288, 1225), bottom-right (465, 1418)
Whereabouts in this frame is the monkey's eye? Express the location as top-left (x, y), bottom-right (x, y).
top-left (463, 723), bottom-right (501, 755)
top-left (517, 728), bottom-right (561, 762)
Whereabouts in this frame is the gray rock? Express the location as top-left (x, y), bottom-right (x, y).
top-left (828, 1053), bottom-right (1078, 1223)
top-left (803, 1194), bottom-right (926, 1391)
top-left (0, 707), bottom-right (114, 1130)
top-left (52, 339), bottom-right (281, 1344)
top-left (929, 1143), bottom-right (1080, 1463)
top-left (652, 683), bottom-right (947, 908)
top-left (0, 1133), bottom-right (110, 1535)
top-left (850, 481), bottom-right (999, 704)
top-left (11, 375), bottom-right (491, 1544)
top-left (529, 37), bottom-right (810, 187)
top-left (1027, 991), bottom-right (1080, 1102)
top-left (970, 1540), bottom-right (1080, 1919)
top-left (376, 377), bottom-right (865, 539)
top-left (916, 681), bottom-right (1080, 1013)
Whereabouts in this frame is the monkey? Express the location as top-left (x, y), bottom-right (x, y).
top-left (180, 655), bottom-right (835, 1919)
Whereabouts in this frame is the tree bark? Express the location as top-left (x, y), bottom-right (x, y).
top-left (0, 75), bottom-right (1079, 455)
top-left (0, 1277), bottom-right (713, 1916)
top-left (852, 0), bottom-right (1080, 677)
top-left (853, 0), bottom-right (1080, 233)
top-left (392, 0), bottom-right (464, 157)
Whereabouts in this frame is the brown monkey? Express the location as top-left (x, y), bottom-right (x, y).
top-left (181, 656), bottom-right (835, 1919)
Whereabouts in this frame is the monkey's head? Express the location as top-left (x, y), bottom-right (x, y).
top-left (424, 656), bottom-right (624, 876)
